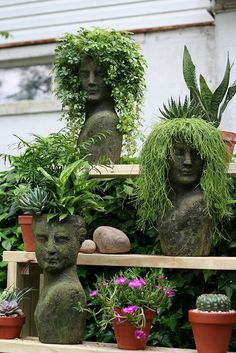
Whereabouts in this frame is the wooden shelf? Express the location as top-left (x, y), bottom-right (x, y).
top-left (3, 251), bottom-right (236, 270)
top-left (0, 337), bottom-right (198, 353)
top-left (89, 163), bottom-right (236, 178)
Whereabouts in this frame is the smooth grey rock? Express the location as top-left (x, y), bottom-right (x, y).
top-left (93, 226), bottom-right (130, 254)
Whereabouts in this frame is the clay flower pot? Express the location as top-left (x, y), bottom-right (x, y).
top-left (113, 308), bottom-right (155, 350)
top-left (0, 315), bottom-right (25, 339)
top-left (221, 130), bottom-right (236, 156)
top-left (189, 309), bottom-right (236, 353)
top-left (18, 215), bottom-right (35, 252)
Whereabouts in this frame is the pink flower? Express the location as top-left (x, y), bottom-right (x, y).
top-left (103, 282), bottom-right (108, 287)
top-left (122, 305), bottom-right (138, 314)
top-left (129, 279), bottom-right (146, 289)
top-left (114, 277), bottom-right (127, 285)
top-left (159, 275), bottom-right (166, 280)
top-left (89, 290), bottom-right (97, 297)
top-left (167, 288), bottom-right (175, 297)
top-left (134, 329), bottom-right (146, 340)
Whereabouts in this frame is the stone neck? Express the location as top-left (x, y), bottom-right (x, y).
top-left (43, 265), bottom-right (78, 286)
top-left (86, 98), bottom-right (115, 118)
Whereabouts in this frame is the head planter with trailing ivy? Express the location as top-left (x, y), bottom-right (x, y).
top-left (53, 27), bottom-right (147, 155)
top-left (137, 108), bottom-right (232, 233)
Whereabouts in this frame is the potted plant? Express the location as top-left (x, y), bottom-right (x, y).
top-left (77, 268), bottom-right (175, 350)
top-left (0, 286), bottom-right (31, 339)
top-left (183, 46), bottom-right (236, 154)
top-left (189, 293), bottom-right (236, 353)
top-left (136, 102), bottom-right (232, 256)
top-left (53, 27), bottom-right (147, 156)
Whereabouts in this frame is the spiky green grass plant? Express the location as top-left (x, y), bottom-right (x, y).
top-left (137, 117), bottom-right (232, 234)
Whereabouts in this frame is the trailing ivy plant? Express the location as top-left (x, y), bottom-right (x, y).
top-left (136, 105), bottom-right (232, 236)
top-left (183, 46), bottom-right (236, 127)
top-left (53, 27), bottom-right (147, 155)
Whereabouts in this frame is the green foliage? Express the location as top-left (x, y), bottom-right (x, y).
top-left (77, 268), bottom-right (174, 332)
top-left (183, 46), bottom-right (236, 126)
top-left (196, 293), bottom-right (231, 312)
top-left (136, 117), bottom-right (232, 233)
top-left (19, 186), bottom-right (49, 215)
top-left (160, 97), bottom-right (204, 120)
top-left (53, 27), bottom-right (147, 155)
top-left (0, 32), bottom-right (9, 38)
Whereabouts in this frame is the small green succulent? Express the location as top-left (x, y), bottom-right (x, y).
top-left (19, 186), bottom-right (49, 215)
top-left (196, 294), bottom-right (231, 312)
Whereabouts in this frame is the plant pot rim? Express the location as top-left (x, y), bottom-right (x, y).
top-left (188, 309), bottom-right (236, 325)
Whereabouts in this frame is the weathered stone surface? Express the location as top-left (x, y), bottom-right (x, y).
top-left (80, 239), bottom-right (96, 253)
top-left (93, 226), bottom-right (130, 254)
top-left (33, 215), bottom-right (87, 344)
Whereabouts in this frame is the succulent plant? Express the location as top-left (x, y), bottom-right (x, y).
top-left (196, 294), bottom-right (231, 312)
top-left (0, 286), bottom-right (31, 317)
top-left (183, 46), bottom-right (236, 127)
top-left (19, 186), bottom-right (49, 215)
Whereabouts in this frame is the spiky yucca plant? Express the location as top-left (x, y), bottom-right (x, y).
top-left (183, 46), bottom-right (236, 127)
top-left (137, 100), bottom-right (232, 233)
top-left (160, 96), bottom-right (204, 120)
top-left (196, 294), bottom-right (231, 312)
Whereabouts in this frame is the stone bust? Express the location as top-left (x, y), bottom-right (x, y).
top-left (158, 142), bottom-right (212, 256)
top-left (78, 55), bottom-right (122, 164)
top-left (33, 215), bottom-right (87, 344)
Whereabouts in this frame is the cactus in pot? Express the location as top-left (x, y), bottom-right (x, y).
top-left (189, 293), bottom-right (236, 353)
top-left (196, 293), bottom-right (231, 312)
top-left (19, 186), bottom-right (49, 215)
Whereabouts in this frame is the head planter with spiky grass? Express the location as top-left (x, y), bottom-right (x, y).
top-left (137, 113), bottom-right (232, 235)
top-left (53, 27), bottom-right (146, 155)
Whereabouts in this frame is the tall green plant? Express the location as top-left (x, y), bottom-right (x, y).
top-left (183, 46), bottom-right (236, 126)
top-left (53, 27), bottom-right (147, 155)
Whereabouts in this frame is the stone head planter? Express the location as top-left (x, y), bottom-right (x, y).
top-left (33, 215), bottom-right (87, 344)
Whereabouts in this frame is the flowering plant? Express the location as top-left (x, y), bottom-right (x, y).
top-left (77, 268), bottom-right (174, 341)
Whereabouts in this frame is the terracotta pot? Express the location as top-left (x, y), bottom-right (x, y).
top-left (113, 308), bottom-right (155, 350)
top-left (18, 215), bottom-right (35, 252)
top-left (220, 130), bottom-right (236, 156)
top-left (0, 315), bottom-right (25, 339)
top-left (189, 309), bottom-right (236, 353)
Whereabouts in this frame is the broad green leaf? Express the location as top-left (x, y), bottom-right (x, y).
top-left (2, 239), bottom-right (12, 250)
top-left (37, 167), bottom-right (56, 183)
top-left (199, 74), bottom-right (212, 110)
top-left (219, 80), bottom-right (236, 119)
top-left (59, 212), bottom-right (68, 221)
top-left (183, 46), bottom-right (198, 94)
top-left (211, 56), bottom-right (231, 121)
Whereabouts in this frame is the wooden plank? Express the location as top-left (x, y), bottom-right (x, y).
top-left (4, 252), bottom-right (236, 270)
top-left (89, 164), bottom-right (140, 177)
top-left (88, 163), bottom-right (236, 177)
top-left (0, 337), bottom-right (199, 353)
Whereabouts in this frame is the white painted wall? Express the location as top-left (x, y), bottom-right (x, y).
top-left (1, 1), bottom-right (236, 170)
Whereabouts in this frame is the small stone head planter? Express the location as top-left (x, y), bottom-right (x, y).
top-left (53, 27), bottom-right (147, 160)
top-left (137, 108), bottom-right (232, 256)
top-left (189, 294), bottom-right (236, 353)
top-left (33, 215), bottom-right (87, 344)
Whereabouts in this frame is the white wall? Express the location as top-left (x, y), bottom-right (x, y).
top-left (1, 1), bottom-right (236, 169)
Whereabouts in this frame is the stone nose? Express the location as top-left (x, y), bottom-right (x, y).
top-left (183, 150), bottom-right (192, 166)
top-left (88, 71), bottom-right (96, 85)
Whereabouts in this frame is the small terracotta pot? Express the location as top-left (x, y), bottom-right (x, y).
top-left (113, 308), bottom-right (155, 350)
top-left (189, 309), bottom-right (236, 353)
top-left (220, 130), bottom-right (236, 156)
top-left (18, 215), bottom-right (35, 252)
top-left (0, 315), bottom-right (25, 339)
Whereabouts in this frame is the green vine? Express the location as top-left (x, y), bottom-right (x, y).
top-left (136, 115), bottom-right (232, 234)
top-left (53, 27), bottom-right (147, 155)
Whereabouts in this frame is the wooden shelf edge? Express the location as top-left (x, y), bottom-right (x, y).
top-left (0, 337), bottom-right (198, 353)
top-left (3, 251), bottom-right (236, 270)
top-left (88, 163), bottom-right (236, 177)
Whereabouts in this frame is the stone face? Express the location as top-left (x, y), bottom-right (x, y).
top-left (80, 239), bottom-right (96, 253)
top-left (93, 226), bottom-right (130, 254)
